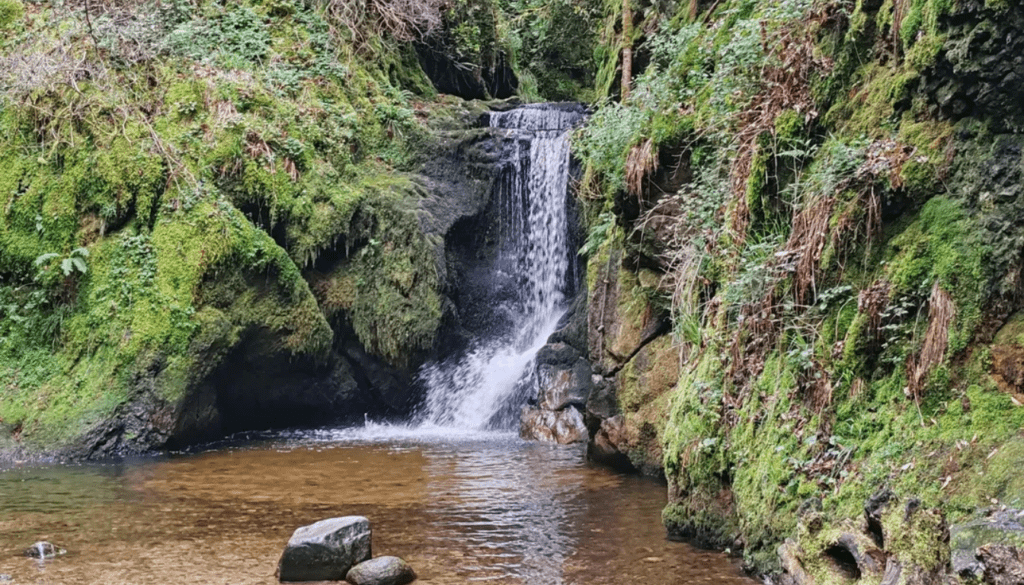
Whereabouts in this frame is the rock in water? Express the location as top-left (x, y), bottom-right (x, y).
top-left (22, 541), bottom-right (65, 559)
top-left (520, 405), bottom-right (588, 444)
top-left (278, 517), bottom-right (372, 582)
top-left (346, 556), bottom-right (417, 585)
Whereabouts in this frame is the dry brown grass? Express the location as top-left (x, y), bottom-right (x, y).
top-left (317, 0), bottom-right (446, 44)
top-left (788, 195), bottom-right (836, 304)
top-left (625, 137), bottom-right (658, 199)
top-left (907, 282), bottom-right (955, 398)
top-left (858, 280), bottom-right (891, 339)
top-left (727, 17), bottom-right (831, 237)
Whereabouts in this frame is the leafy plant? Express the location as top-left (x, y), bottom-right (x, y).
top-left (34, 247), bottom-right (89, 279)
top-left (579, 211), bottom-right (614, 257)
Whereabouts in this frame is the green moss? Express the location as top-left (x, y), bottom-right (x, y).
top-left (330, 191), bottom-right (443, 367)
top-left (883, 197), bottom-right (987, 353)
top-left (0, 0), bottom-right (23, 29)
top-left (0, 0), bottom-right (453, 452)
top-left (746, 133), bottom-right (772, 227)
top-left (994, 312), bottom-right (1024, 346)
top-left (897, 116), bottom-right (953, 197)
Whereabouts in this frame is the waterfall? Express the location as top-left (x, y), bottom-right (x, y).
top-left (419, 105), bottom-right (584, 431)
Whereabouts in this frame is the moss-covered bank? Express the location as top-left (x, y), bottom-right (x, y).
top-left (574, 0), bottom-right (1024, 580)
top-left (0, 0), bottom-right (597, 459)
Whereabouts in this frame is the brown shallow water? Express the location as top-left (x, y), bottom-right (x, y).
top-left (0, 427), bottom-right (757, 584)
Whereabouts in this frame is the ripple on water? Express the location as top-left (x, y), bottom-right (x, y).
top-left (0, 427), bottom-right (757, 585)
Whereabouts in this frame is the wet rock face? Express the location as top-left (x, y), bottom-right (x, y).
top-left (535, 344), bottom-right (592, 411)
top-left (923, 0), bottom-right (1024, 132)
top-left (520, 405), bottom-right (588, 444)
top-left (586, 415), bottom-right (636, 473)
top-left (346, 556), bottom-right (417, 585)
top-left (519, 342), bottom-right (593, 444)
top-left (278, 517), bottom-right (372, 582)
top-left (951, 509), bottom-right (1024, 583)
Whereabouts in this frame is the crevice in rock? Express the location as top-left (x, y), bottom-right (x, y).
top-left (606, 317), bottom-right (672, 376)
top-left (824, 544), bottom-right (863, 580)
top-left (867, 516), bottom-right (885, 549)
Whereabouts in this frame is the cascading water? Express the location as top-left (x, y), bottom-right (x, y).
top-left (419, 105), bottom-right (584, 431)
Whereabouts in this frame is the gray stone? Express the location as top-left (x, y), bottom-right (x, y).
top-left (584, 376), bottom-right (618, 429)
top-left (778, 539), bottom-right (816, 585)
top-left (22, 542), bottom-right (65, 559)
top-left (535, 342), bottom-right (581, 369)
top-left (586, 415), bottom-right (635, 473)
top-left (346, 556), bottom-right (417, 585)
top-left (536, 355), bottom-right (592, 412)
top-left (278, 517), bottom-right (372, 582)
top-left (520, 406), bottom-right (588, 444)
top-left (977, 543), bottom-right (1024, 585)
top-left (951, 509), bottom-right (1024, 582)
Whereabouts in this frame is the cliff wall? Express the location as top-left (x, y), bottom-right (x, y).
top-left (574, 0), bottom-right (1024, 580)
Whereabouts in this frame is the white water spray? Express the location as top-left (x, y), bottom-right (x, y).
top-left (419, 105), bottom-right (583, 431)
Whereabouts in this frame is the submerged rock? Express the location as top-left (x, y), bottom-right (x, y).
top-left (346, 556), bottom-right (417, 585)
top-left (520, 405), bottom-right (588, 444)
top-left (278, 517), bottom-right (372, 582)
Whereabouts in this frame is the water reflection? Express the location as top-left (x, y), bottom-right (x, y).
top-left (420, 443), bottom-right (582, 583)
top-left (0, 429), bottom-right (756, 585)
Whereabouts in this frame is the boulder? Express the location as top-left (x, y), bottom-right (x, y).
top-left (346, 556), bottom-right (417, 585)
top-left (977, 543), bottom-right (1024, 585)
top-left (584, 375), bottom-right (618, 432)
top-left (950, 509), bottom-right (1024, 582)
top-left (586, 415), bottom-right (635, 472)
top-left (536, 356), bottom-right (592, 412)
top-left (520, 406), bottom-right (588, 444)
top-left (23, 541), bottom-right (65, 559)
top-left (535, 342), bottom-right (581, 369)
top-left (278, 517), bottom-right (372, 582)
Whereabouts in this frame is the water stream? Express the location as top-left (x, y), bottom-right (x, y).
top-left (0, 430), bottom-right (756, 584)
top-left (420, 105), bottom-right (583, 430)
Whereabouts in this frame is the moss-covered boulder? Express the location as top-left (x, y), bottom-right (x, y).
top-left (0, 0), bottom-right (514, 460)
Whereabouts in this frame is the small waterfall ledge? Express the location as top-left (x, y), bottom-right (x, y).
top-left (419, 104), bottom-right (589, 439)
